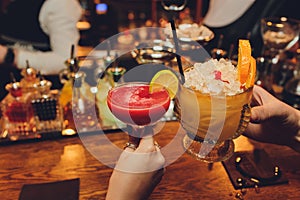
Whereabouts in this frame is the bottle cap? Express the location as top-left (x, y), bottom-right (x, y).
top-left (5, 82), bottom-right (22, 97)
top-left (21, 60), bottom-right (38, 80)
top-left (34, 79), bottom-right (52, 95)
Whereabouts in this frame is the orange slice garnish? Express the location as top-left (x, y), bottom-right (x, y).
top-left (245, 56), bottom-right (256, 89)
top-left (237, 40), bottom-right (251, 85)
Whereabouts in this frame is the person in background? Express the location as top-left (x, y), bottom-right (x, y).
top-left (0, 0), bottom-right (82, 99)
top-left (106, 85), bottom-right (300, 199)
top-left (202, 0), bottom-right (291, 57)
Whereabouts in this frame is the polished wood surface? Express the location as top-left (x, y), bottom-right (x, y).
top-left (0, 121), bottom-right (300, 200)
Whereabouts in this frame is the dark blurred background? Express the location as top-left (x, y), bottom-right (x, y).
top-left (78, 0), bottom-right (300, 56)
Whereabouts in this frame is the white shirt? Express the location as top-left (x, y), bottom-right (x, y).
top-left (15, 0), bottom-right (82, 74)
top-left (203, 0), bottom-right (255, 28)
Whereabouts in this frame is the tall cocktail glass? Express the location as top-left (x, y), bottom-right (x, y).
top-left (174, 66), bottom-right (253, 163)
top-left (107, 82), bottom-right (171, 138)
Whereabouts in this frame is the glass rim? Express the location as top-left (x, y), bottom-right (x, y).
top-left (261, 16), bottom-right (300, 25)
top-left (107, 81), bottom-right (171, 109)
top-left (181, 66), bottom-right (254, 97)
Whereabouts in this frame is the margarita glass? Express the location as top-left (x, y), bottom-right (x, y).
top-left (107, 82), bottom-right (171, 138)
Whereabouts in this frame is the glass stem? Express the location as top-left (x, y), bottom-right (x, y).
top-left (131, 125), bottom-right (144, 137)
top-left (126, 125), bottom-right (143, 146)
top-left (128, 125), bottom-right (155, 146)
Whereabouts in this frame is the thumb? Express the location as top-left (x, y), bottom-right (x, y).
top-left (136, 137), bottom-right (156, 153)
top-left (250, 105), bottom-right (269, 123)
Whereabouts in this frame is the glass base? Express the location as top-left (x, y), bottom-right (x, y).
top-left (182, 134), bottom-right (234, 163)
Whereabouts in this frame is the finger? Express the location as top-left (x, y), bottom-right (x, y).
top-left (154, 141), bottom-right (161, 151)
top-left (124, 147), bottom-right (135, 152)
top-left (117, 142), bottom-right (165, 173)
top-left (128, 135), bottom-right (141, 147)
top-left (244, 122), bottom-right (266, 142)
top-left (250, 106), bottom-right (267, 123)
top-left (136, 137), bottom-right (156, 153)
top-left (251, 85), bottom-right (274, 106)
top-left (123, 142), bottom-right (137, 152)
top-left (251, 86), bottom-right (263, 106)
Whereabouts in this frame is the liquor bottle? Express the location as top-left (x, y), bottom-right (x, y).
top-left (96, 77), bottom-right (117, 129)
top-left (31, 78), bottom-right (63, 133)
top-left (106, 66), bottom-right (126, 87)
top-left (20, 60), bottom-right (40, 93)
top-left (105, 53), bottom-right (126, 87)
top-left (59, 45), bottom-right (79, 108)
top-left (63, 72), bottom-right (100, 132)
top-left (1, 81), bottom-right (36, 140)
top-left (96, 57), bottom-right (125, 129)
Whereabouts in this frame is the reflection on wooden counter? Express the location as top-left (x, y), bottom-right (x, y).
top-left (0, 121), bottom-right (300, 199)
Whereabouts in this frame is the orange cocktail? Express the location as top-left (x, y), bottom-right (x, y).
top-left (175, 83), bottom-right (252, 143)
top-left (174, 40), bottom-right (256, 162)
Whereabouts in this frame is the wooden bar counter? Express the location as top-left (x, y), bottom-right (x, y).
top-left (0, 121), bottom-right (300, 200)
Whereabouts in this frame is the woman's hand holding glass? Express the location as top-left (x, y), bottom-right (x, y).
top-left (106, 127), bottom-right (165, 200)
top-left (244, 85), bottom-right (300, 152)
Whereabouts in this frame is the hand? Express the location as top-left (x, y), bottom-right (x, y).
top-left (106, 128), bottom-right (165, 200)
top-left (244, 85), bottom-right (300, 152)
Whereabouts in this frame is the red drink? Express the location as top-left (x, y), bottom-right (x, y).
top-left (107, 83), bottom-right (170, 126)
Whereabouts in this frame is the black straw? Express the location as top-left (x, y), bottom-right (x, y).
top-left (107, 40), bottom-right (111, 57)
top-left (217, 34), bottom-right (224, 49)
top-left (170, 19), bottom-right (185, 84)
top-left (228, 44), bottom-right (234, 60)
top-left (9, 72), bottom-right (16, 83)
top-left (26, 60), bottom-right (30, 68)
top-left (70, 44), bottom-right (74, 59)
